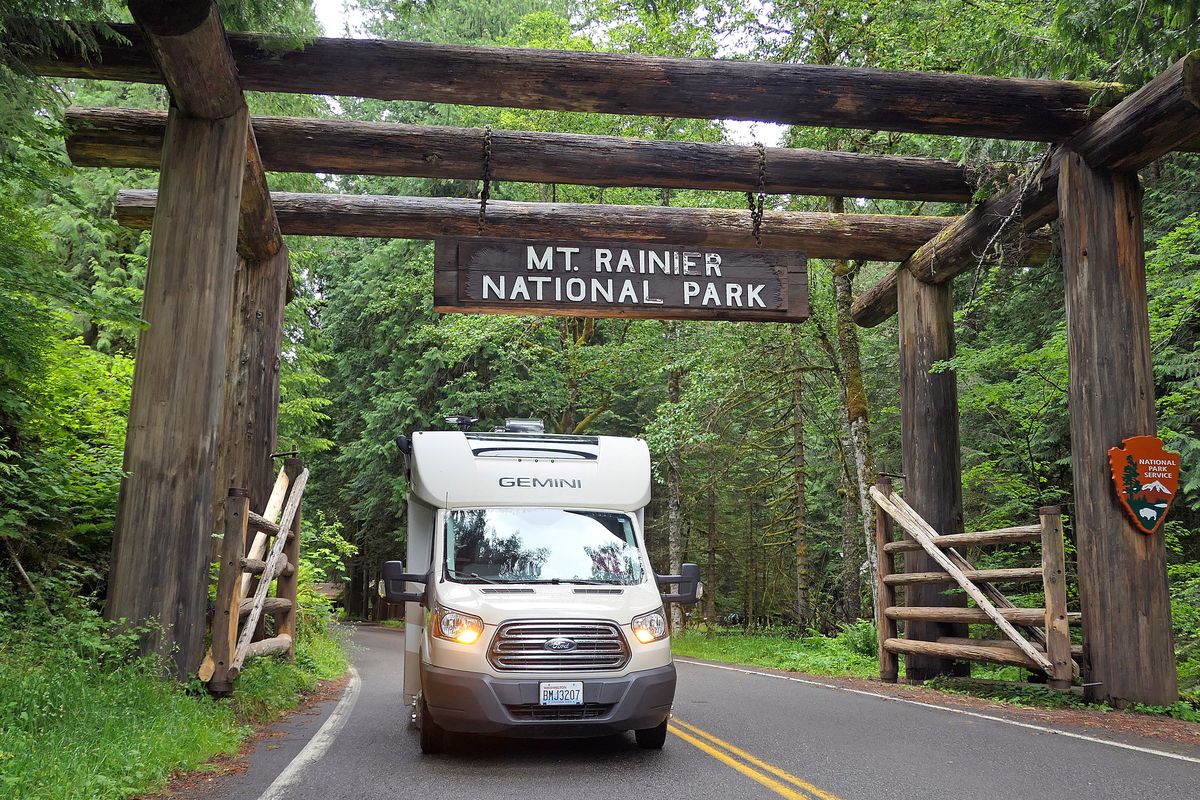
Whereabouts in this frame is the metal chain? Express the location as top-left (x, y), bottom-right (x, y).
top-left (745, 142), bottom-right (767, 247)
top-left (478, 125), bottom-right (493, 231)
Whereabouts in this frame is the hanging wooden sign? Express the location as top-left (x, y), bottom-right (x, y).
top-left (1108, 435), bottom-right (1182, 535)
top-left (434, 238), bottom-right (807, 322)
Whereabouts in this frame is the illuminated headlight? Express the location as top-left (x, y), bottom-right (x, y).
top-left (631, 609), bottom-right (668, 643)
top-left (433, 606), bottom-right (485, 645)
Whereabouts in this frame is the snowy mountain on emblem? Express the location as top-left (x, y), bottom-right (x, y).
top-left (1140, 480), bottom-right (1173, 495)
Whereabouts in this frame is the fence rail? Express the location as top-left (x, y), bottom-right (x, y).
top-left (872, 476), bottom-right (1078, 690)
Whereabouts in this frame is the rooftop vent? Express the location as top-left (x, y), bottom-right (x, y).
top-left (504, 418), bottom-right (545, 434)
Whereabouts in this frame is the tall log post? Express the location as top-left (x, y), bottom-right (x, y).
top-left (210, 489), bottom-right (249, 694)
top-left (873, 476), bottom-right (898, 683)
top-left (105, 106), bottom-right (248, 677)
top-left (1057, 150), bottom-right (1178, 706)
top-left (217, 245), bottom-right (289, 510)
top-left (896, 269), bottom-right (968, 681)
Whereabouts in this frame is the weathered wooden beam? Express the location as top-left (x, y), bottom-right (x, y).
top-left (852, 51), bottom-right (1200, 327)
top-left (238, 595), bottom-right (292, 617)
top-left (127, 1), bottom-right (241, 119)
top-left (1058, 150), bottom-right (1178, 707)
top-left (208, 490), bottom-right (249, 693)
top-left (239, 128), bottom-right (283, 261)
top-left (240, 557), bottom-right (295, 577)
top-left (873, 477), bottom-right (899, 683)
top-left (30, 21), bottom-right (1111, 141)
top-left (882, 526), bottom-right (1041, 553)
top-left (126, 3), bottom-right (282, 262)
top-left (66, 106), bottom-right (975, 203)
top-left (936, 637), bottom-right (1083, 657)
top-left (883, 567), bottom-right (1044, 586)
top-left (275, 458), bottom-right (303, 661)
top-left (242, 633), bottom-right (292, 660)
top-left (1068, 51), bottom-right (1200, 171)
top-left (1039, 506), bottom-right (1075, 689)
top-left (886, 607), bottom-right (1082, 625)
top-left (884, 637), bottom-right (1040, 670)
top-left (105, 107), bottom-right (248, 678)
top-left (896, 270), bottom-right (968, 680)
top-left (114, 190), bottom-right (955, 262)
top-left (218, 246), bottom-right (288, 510)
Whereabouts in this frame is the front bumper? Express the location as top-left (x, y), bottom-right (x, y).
top-left (421, 662), bottom-right (677, 738)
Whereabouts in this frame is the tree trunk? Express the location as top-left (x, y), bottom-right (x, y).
top-left (665, 322), bottom-right (684, 634)
top-left (705, 447), bottom-right (718, 629)
top-left (829, 196), bottom-right (880, 617)
top-left (839, 442), bottom-right (863, 622)
top-left (792, 337), bottom-right (810, 628)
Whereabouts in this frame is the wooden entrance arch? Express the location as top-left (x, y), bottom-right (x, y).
top-left (24, 1), bottom-right (1197, 705)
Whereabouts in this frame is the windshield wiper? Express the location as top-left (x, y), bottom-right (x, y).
top-left (446, 569), bottom-right (499, 584)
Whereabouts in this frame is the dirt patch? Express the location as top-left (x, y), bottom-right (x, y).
top-left (139, 673), bottom-right (350, 800)
top-left (681, 658), bottom-right (1200, 750)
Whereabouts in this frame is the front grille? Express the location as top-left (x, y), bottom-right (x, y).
top-left (488, 620), bottom-right (630, 672)
top-left (505, 702), bottom-right (614, 721)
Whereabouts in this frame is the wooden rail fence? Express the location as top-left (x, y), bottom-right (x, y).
top-left (201, 457), bottom-right (308, 694)
top-left (872, 477), bottom-right (1078, 690)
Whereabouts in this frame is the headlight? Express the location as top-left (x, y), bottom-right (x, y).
top-left (631, 609), bottom-right (668, 643)
top-left (433, 606), bottom-right (485, 645)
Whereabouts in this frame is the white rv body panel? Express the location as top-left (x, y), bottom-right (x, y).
top-left (395, 429), bottom-right (680, 746)
top-left (408, 431), bottom-right (651, 511)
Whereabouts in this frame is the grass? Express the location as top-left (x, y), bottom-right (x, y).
top-left (0, 635), bottom-right (246, 800)
top-left (671, 622), bottom-right (880, 679)
top-left (0, 583), bottom-right (349, 800)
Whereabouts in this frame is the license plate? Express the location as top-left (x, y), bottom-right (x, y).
top-left (539, 681), bottom-right (583, 706)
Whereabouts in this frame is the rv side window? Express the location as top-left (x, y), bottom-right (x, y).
top-left (445, 508), bottom-right (643, 585)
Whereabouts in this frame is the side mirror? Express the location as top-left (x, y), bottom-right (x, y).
top-left (382, 560), bottom-right (428, 606)
top-left (656, 563), bottom-right (701, 605)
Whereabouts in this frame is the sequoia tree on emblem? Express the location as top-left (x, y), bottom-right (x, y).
top-left (1107, 435), bottom-right (1182, 535)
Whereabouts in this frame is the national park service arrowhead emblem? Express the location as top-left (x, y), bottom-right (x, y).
top-left (1108, 435), bottom-right (1181, 535)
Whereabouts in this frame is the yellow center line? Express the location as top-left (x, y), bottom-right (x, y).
top-left (670, 718), bottom-right (845, 800)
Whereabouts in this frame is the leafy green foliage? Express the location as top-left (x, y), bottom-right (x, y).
top-left (0, 579), bottom-right (246, 800)
top-left (300, 511), bottom-right (358, 584)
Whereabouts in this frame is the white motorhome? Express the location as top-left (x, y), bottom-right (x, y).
top-left (382, 419), bottom-right (699, 753)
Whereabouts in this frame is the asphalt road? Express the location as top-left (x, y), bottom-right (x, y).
top-left (204, 626), bottom-right (1200, 800)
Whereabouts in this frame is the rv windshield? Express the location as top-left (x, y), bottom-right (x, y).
top-left (444, 508), bottom-right (643, 585)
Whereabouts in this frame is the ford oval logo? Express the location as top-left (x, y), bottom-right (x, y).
top-left (544, 637), bottom-right (577, 652)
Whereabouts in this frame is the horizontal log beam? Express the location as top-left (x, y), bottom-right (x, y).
top-left (885, 606), bottom-right (1082, 625)
top-left (65, 107), bottom-right (976, 203)
top-left (114, 190), bottom-right (957, 262)
top-left (28, 21), bottom-right (1111, 141)
top-left (241, 633), bottom-right (292, 660)
top-left (238, 596), bottom-right (292, 617)
top-left (240, 557), bottom-right (294, 577)
top-left (247, 511), bottom-right (281, 536)
top-left (937, 637), bottom-right (1082, 657)
top-left (852, 51), bottom-right (1200, 327)
top-left (882, 526), bottom-right (1042, 553)
top-left (884, 637), bottom-right (1041, 670)
top-left (884, 567), bottom-right (1044, 586)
